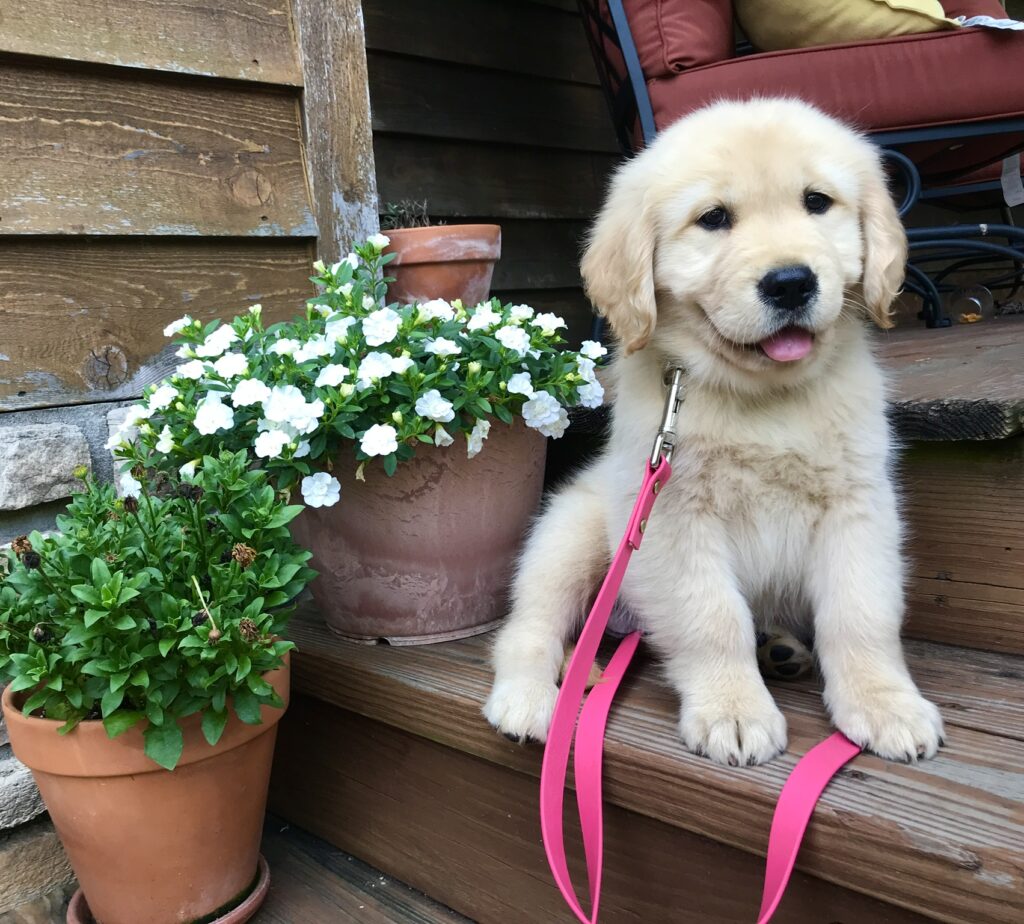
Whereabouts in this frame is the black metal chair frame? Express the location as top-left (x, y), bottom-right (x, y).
top-left (579, 0), bottom-right (1024, 330)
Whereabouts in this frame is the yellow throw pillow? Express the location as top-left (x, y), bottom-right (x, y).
top-left (735, 0), bottom-right (960, 51)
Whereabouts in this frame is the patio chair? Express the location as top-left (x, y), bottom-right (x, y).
top-left (578, 0), bottom-right (1024, 329)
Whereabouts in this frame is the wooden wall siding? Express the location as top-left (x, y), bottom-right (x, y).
top-left (363, 0), bottom-right (619, 340)
top-left (0, 62), bottom-right (315, 237)
top-left (0, 240), bottom-right (314, 412)
top-left (0, 0), bottom-right (302, 85)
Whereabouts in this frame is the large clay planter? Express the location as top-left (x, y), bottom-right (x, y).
top-left (2, 661), bottom-right (289, 924)
top-left (384, 224), bottom-right (501, 306)
top-left (291, 421), bottom-right (546, 644)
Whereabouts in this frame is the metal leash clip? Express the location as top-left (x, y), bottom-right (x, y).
top-left (649, 366), bottom-right (685, 468)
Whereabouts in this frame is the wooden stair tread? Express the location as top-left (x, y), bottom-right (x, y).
top-left (287, 608), bottom-right (1024, 923)
top-left (255, 815), bottom-right (472, 923)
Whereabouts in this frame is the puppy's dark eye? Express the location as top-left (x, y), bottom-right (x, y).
top-left (804, 192), bottom-right (832, 214)
top-left (697, 207), bottom-right (731, 230)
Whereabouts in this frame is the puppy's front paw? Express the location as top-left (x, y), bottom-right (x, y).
top-left (484, 677), bottom-right (558, 744)
top-left (679, 687), bottom-right (787, 767)
top-left (829, 685), bottom-right (944, 762)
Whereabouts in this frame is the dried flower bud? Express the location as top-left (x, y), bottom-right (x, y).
top-left (219, 549), bottom-right (232, 565)
top-left (207, 628), bottom-right (222, 644)
top-left (231, 543), bottom-right (257, 570)
top-left (130, 463), bottom-right (145, 480)
top-left (238, 618), bottom-right (260, 643)
top-left (31, 624), bottom-right (52, 643)
top-left (205, 518), bottom-right (218, 532)
top-left (105, 553), bottom-right (118, 564)
top-left (73, 464), bottom-right (89, 480)
top-left (147, 617), bottom-right (158, 636)
top-left (106, 510), bottom-right (121, 522)
top-left (191, 611), bottom-right (208, 627)
top-left (22, 551), bottom-right (42, 570)
top-left (123, 495), bottom-right (140, 514)
top-left (177, 484), bottom-right (204, 502)
top-left (11, 536), bottom-right (32, 558)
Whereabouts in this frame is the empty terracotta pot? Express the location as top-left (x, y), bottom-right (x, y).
top-left (291, 421), bottom-right (546, 644)
top-left (2, 661), bottom-right (289, 924)
top-left (384, 224), bottom-right (501, 306)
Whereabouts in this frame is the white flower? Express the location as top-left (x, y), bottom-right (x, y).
top-left (509, 304), bottom-right (535, 322)
top-left (330, 253), bottom-right (359, 274)
top-left (294, 440), bottom-right (311, 459)
top-left (363, 307), bottom-right (401, 347)
top-left (163, 315), bottom-right (193, 338)
top-left (532, 312), bottom-right (567, 336)
top-left (248, 303), bottom-right (262, 316)
top-left (175, 359), bottom-right (206, 380)
top-left (367, 232), bottom-right (391, 250)
top-left (362, 295), bottom-right (378, 311)
top-left (262, 385), bottom-right (324, 435)
top-left (293, 335), bottom-right (332, 363)
top-left (506, 372), bottom-right (534, 398)
top-left (271, 338), bottom-right (301, 357)
top-left (179, 460), bottom-right (197, 480)
top-left (194, 393), bottom-right (235, 435)
top-left (360, 423), bottom-right (399, 457)
top-left (356, 351), bottom-right (396, 387)
top-left (301, 472), bottom-right (341, 508)
top-left (495, 325), bottom-right (531, 357)
top-left (231, 378), bottom-right (271, 408)
top-left (315, 364), bottom-right (350, 388)
top-left (325, 315), bottom-right (357, 344)
top-left (577, 356), bottom-right (599, 384)
top-left (539, 406), bottom-right (570, 438)
top-left (195, 324), bottom-right (239, 358)
top-left (123, 404), bottom-right (153, 428)
top-left (433, 425), bottom-right (454, 447)
top-left (313, 259), bottom-right (326, 274)
top-left (580, 339), bottom-right (608, 360)
top-left (147, 383), bottom-right (178, 412)
top-left (174, 345), bottom-right (194, 359)
top-left (119, 471), bottom-right (142, 498)
top-left (521, 390), bottom-right (563, 431)
top-left (213, 352), bottom-right (248, 379)
top-left (418, 299), bottom-right (455, 322)
top-left (254, 428), bottom-right (291, 459)
top-left (414, 389), bottom-right (455, 423)
top-left (338, 282), bottom-right (354, 297)
top-left (155, 425), bottom-right (174, 454)
top-left (425, 337), bottom-right (461, 357)
top-left (466, 304), bottom-right (501, 331)
top-left (390, 355), bottom-right (414, 374)
top-left (577, 381), bottom-right (604, 408)
top-left (466, 419), bottom-right (490, 459)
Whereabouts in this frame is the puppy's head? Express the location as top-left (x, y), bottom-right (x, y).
top-left (581, 98), bottom-right (906, 390)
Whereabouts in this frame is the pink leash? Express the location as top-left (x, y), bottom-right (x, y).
top-left (539, 370), bottom-right (862, 923)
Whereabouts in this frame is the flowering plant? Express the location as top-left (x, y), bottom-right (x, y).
top-left (111, 237), bottom-right (607, 509)
top-left (0, 452), bottom-right (314, 770)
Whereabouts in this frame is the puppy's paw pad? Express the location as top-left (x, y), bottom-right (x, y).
top-left (757, 630), bottom-right (813, 681)
top-left (680, 694), bottom-right (787, 767)
top-left (831, 687), bottom-right (944, 762)
top-left (484, 678), bottom-right (558, 744)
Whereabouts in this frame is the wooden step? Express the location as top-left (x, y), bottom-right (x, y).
top-left (269, 609), bottom-right (1024, 924)
top-left (255, 814), bottom-right (470, 923)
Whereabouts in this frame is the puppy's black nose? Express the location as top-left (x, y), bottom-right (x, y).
top-left (758, 265), bottom-right (818, 312)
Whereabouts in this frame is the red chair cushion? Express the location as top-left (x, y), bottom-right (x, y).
top-left (646, 26), bottom-right (1024, 180)
top-left (624, 0), bottom-right (734, 77)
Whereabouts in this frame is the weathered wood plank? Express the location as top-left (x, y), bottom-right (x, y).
top-left (900, 439), bottom-right (1024, 655)
top-left (256, 816), bottom-right (469, 923)
top-left (0, 62), bottom-right (315, 236)
top-left (281, 611), bottom-right (1024, 923)
top-left (488, 220), bottom-right (586, 290)
top-left (363, 0), bottom-right (600, 85)
top-left (0, 0), bottom-right (301, 85)
top-left (272, 700), bottom-right (932, 924)
top-left (368, 52), bottom-right (617, 153)
top-left (374, 135), bottom-right (617, 219)
top-left (876, 316), bottom-right (1024, 440)
top-left (0, 239), bottom-right (314, 411)
top-left (293, 0), bottom-right (379, 262)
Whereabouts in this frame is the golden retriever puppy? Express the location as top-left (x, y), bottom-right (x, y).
top-left (484, 98), bottom-right (944, 766)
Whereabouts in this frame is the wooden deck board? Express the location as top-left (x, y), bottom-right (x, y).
top-left (284, 609), bottom-right (1024, 923)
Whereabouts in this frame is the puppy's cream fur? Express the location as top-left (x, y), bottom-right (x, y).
top-left (485, 99), bottom-right (944, 766)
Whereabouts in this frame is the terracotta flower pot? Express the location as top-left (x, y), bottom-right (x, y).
top-left (2, 662), bottom-right (289, 924)
top-left (384, 224), bottom-right (501, 306)
top-left (291, 421), bottom-right (546, 644)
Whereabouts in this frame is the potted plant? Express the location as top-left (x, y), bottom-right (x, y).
top-left (111, 237), bottom-right (606, 643)
top-left (379, 199), bottom-right (501, 307)
top-left (0, 452), bottom-right (314, 924)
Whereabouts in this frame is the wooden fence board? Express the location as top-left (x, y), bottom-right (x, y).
top-left (0, 239), bottom-right (314, 411)
top-left (0, 63), bottom-right (315, 236)
top-left (0, 0), bottom-right (301, 85)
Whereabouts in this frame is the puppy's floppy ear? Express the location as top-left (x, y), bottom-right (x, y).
top-left (860, 152), bottom-right (907, 330)
top-left (581, 159), bottom-right (658, 355)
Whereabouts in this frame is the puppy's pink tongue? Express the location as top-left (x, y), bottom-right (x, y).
top-left (758, 327), bottom-right (814, 362)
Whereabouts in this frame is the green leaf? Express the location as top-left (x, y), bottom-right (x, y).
top-left (103, 710), bottom-right (144, 739)
top-left (22, 689), bottom-right (50, 714)
top-left (235, 654), bottom-right (251, 682)
top-left (101, 687), bottom-right (124, 718)
top-left (246, 673), bottom-right (273, 696)
top-left (130, 667), bottom-right (149, 688)
top-left (383, 453), bottom-right (398, 477)
top-left (111, 671), bottom-right (130, 692)
top-left (494, 403), bottom-right (514, 425)
top-left (144, 721), bottom-right (184, 770)
top-left (266, 505), bottom-right (305, 529)
top-left (70, 585), bottom-right (102, 606)
top-left (84, 608), bottom-right (108, 628)
top-left (158, 638), bottom-right (177, 657)
top-left (63, 624), bottom-right (100, 646)
top-left (201, 708), bottom-right (229, 746)
top-left (90, 558), bottom-right (112, 587)
top-left (111, 614), bottom-right (136, 631)
top-left (232, 686), bottom-right (262, 725)
top-left (146, 700), bottom-right (164, 726)
top-left (10, 675), bottom-right (38, 693)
